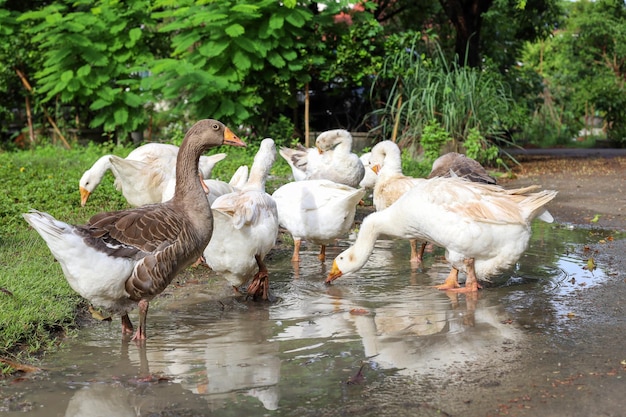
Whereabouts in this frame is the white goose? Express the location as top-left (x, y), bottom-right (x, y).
top-left (24, 120), bottom-right (246, 340)
top-left (358, 151), bottom-right (377, 189)
top-left (107, 153), bottom-right (177, 207)
top-left (79, 143), bottom-right (226, 206)
top-left (369, 141), bottom-right (500, 267)
top-left (307, 129), bottom-right (365, 188)
top-left (279, 143), bottom-right (323, 182)
top-left (279, 129), bottom-right (365, 188)
top-left (368, 141), bottom-right (424, 266)
top-left (272, 179), bottom-right (366, 263)
top-left (204, 138), bottom-right (279, 300)
top-left (327, 176), bottom-right (557, 292)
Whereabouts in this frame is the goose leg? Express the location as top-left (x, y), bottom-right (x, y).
top-left (191, 255), bottom-right (206, 268)
top-left (318, 245), bottom-right (326, 262)
top-left (449, 259), bottom-right (481, 293)
top-left (435, 267), bottom-right (461, 290)
top-left (121, 313), bottom-right (134, 335)
top-left (409, 239), bottom-right (426, 266)
top-left (291, 239), bottom-right (301, 263)
top-left (247, 254), bottom-right (269, 300)
top-left (131, 299), bottom-right (149, 341)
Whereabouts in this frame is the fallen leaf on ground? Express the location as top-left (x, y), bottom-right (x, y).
top-left (89, 305), bottom-right (112, 322)
top-left (127, 374), bottom-right (171, 384)
top-left (346, 363), bottom-right (366, 385)
top-left (584, 257), bottom-right (596, 272)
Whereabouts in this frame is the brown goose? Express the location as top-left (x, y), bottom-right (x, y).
top-left (23, 119), bottom-right (246, 340)
top-left (427, 152), bottom-right (496, 184)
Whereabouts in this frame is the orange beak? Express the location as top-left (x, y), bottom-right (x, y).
top-left (316, 146), bottom-right (323, 154)
top-left (325, 260), bottom-right (343, 284)
top-left (223, 127), bottom-right (246, 148)
top-left (79, 187), bottom-right (90, 207)
top-left (371, 164), bottom-right (381, 175)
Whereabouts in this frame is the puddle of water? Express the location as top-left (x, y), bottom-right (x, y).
top-left (1, 222), bottom-right (618, 416)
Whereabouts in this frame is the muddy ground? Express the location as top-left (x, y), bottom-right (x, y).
top-left (338, 150), bottom-right (626, 417)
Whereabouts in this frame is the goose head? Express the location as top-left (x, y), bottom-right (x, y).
top-left (79, 155), bottom-right (113, 207)
top-left (315, 129), bottom-right (352, 153)
top-left (326, 245), bottom-right (363, 283)
top-left (369, 140), bottom-right (402, 175)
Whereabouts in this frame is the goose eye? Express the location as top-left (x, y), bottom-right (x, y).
top-left (212, 123), bottom-right (219, 130)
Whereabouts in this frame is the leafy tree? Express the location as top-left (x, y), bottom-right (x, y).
top-left (523, 0), bottom-right (626, 144)
top-left (438, 0), bottom-right (494, 67)
top-left (371, 0), bottom-right (561, 72)
top-left (0, 0), bottom-right (45, 143)
top-left (19, 0), bottom-right (165, 142)
top-left (0, 1), bottom-right (18, 128)
top-left (146, 0), bottom-right (315, 134)
top-left (310, 4), bottom-right (385, 131)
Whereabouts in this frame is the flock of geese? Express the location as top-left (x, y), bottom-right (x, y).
top-left (23, 119), bottom-right (557, 341)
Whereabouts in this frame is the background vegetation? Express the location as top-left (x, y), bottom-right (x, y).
top-left (1, 0), bottom-right (624, 157)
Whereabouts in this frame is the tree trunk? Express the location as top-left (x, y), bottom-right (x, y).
top-left (304, 82), bottom-right (310, 147)
top-left (439, 0), bottom-right (493, 67)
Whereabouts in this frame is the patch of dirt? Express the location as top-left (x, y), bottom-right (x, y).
top-left (500, 153), bottom-right (626, 229)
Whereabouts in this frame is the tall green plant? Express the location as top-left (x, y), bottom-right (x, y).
top-left (369, 32), bottom-right (517, 164)
top-left (522, 0), bottom-right (626, 145)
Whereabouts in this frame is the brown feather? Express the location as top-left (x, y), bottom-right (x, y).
top-left (428, 152), bottom-right (496, 184)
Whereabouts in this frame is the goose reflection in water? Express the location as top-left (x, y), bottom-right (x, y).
top-left (273, 257), bottom-right (523, 376)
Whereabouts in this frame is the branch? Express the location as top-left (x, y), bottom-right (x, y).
top-left (15, 69), bottom-right (71, 149)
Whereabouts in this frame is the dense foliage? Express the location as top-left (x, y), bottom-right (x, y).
top-left (0, 0), bottom-right (624, 154)
top-left (521, 0), bottom-right (626, 145)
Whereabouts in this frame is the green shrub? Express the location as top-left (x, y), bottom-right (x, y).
top-left (369, 32), bottom-right (517, 161)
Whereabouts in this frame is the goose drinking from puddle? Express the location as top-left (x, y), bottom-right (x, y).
top-left (79, 143), bottom-right (226, 206)
top-left (326, 176), bottom-right (557, 292)
top-left (23, 119), bottom-right (246, 340)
